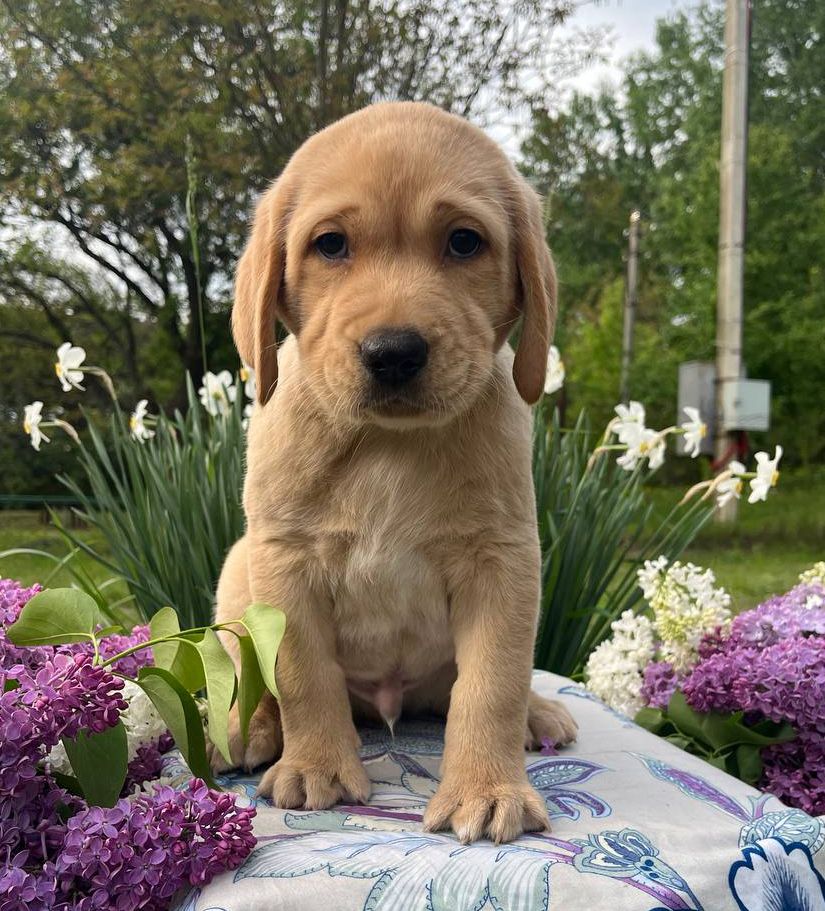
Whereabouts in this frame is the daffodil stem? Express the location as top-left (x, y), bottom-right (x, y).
top-left (84, 367), bottom-right (117, 403)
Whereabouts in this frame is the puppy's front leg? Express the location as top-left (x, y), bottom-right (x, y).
top-left (250, 542), bottom-right (370, 810)
top-left (424, 539), bottom-right (550, 843)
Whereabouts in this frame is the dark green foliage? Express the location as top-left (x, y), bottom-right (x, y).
top-left (53, 377), bottom-right (246, 629)
top-left (636, 690), bottom-right (796, 785)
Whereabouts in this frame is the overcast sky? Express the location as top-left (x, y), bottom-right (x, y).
top-left (568, 0), bottom-right (686, 94)
top-left (493, 0), bottom-right (689, 154)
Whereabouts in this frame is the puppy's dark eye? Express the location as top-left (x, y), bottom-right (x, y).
top-left (447, 229), bottom-right (482, 259)
top-left (315, 232), bottom-right (348, 260)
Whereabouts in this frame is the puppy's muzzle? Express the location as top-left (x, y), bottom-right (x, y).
top-left (359, 328), bottom-right (428, 389)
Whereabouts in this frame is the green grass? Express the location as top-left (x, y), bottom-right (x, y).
top-left (0, 509), bottom-right (130, 604)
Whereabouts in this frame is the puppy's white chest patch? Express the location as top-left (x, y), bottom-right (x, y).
top-left (332, 535), bottom-right (453, 696)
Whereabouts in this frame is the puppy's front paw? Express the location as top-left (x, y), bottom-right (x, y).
top-left (258, 748), bottom-right (371, 810)
top-left (423, 773), bottom-right (550, 844)
top-left (525, 693), bottom-right (578, 750)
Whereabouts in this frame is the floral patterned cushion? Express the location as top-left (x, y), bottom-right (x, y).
top-left (169, 671), bottom-right (825, 911)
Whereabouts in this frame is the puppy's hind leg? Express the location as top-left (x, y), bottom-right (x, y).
top-left (209, 536), bottom-right (284, 773)
top-left (524, 690), bottom-right (578, 750)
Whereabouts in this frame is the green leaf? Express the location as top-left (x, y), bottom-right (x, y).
top-left (149, 609), bottom-right (206, 692)
top-left (666, 690), bottom-right (709, 743)
top-left (634, 706), bottom-right (666, 733)
top-left (62, 721), bottom-right (128, 807)
top-left (702, 712), bottom-right (797, 749)
top-left (237, 633), bottom-right (266, 745)
top-left (136, 667), bottom-right (215, 786)
top-left (194, 628), bottom-right (237, 765)
top-left (7, 588), bottom-right (103, 646)
top-left (170, 639), bottom-right (207, 693)
top-left (236, 603), bottom-right (286, 699)
top-left (149, 606), bottom-right (182, 670)
top-left (50, 769), bottom-right (83, 797)
top-left (662, 734), bottom-right (692, 751)
top-left (736, 744), bottom-right (765, 785)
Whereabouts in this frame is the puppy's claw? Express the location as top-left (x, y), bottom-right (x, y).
top-left (258, 751), bottom-right (371, 810)
top-left (423, 777), bottom-right (550, 844)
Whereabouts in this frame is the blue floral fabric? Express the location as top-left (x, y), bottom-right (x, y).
top-left (169, 671), bottom-right (825, 911)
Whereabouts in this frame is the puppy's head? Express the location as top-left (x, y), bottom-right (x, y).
top-left (233, 102), bottom-right (556, 428)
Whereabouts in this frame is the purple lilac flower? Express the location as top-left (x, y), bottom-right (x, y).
top-left (124, 732), bottom-right (176, 792)
top-left (0, 654), bottom-right (125, 866)
top-left (54, 779), bottom-right (256, 909)
top-left (727, 583), bottom-right (825, 647)
top-left (674, 580), bottom-right (825, 813)
top-left (640, 661), bottom-right (680, 710)
top-left (0, 579), bottom-right (49, 672)
top-left (684, 585), bottom-right (825, 722)
top-left (761, 730), bottom-right (825, 816)
top-left (96, 624), bottom-right (153, 677)
top-left (539, 737), bottom-right (558, 756)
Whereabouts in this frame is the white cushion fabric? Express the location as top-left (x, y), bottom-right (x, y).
top-left (169, 671), bottom-right (825, 911)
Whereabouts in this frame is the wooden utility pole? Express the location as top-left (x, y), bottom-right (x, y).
top-left (715, 0), bottom-right (750, 522)
top-left (620, 209), bottom-right (640, 404)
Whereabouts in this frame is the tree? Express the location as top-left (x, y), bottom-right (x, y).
top-left (0, 0), bottom-right (593, 408)
top-left (522, 0), bottom-right (825, 462)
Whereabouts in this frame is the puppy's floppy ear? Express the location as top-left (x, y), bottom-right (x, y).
top-left (233, 177), bottom-right (293, 406)
top-left (511, 180), bottom-right (557, 405)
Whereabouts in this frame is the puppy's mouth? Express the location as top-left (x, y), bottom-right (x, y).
top-left (363, 388), bottom-right (429, 418)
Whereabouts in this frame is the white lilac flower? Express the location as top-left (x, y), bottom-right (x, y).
top-left (23, 401), bottom-right (49, 451)
top-left (544, 345), bottom-right (565, 395)
top-left (638, 556), bottom-right (731, 670)
top-left (198, 370), bottom-right (237, 417)
top-left (240, 364), bottom-right (256, 401)
top-left (748, 445), bottom-right (783, 504)
top-left (129, 399), bottom-right (155, 442)
top-left (799, 563), bottom-right (825, 587)
top-left (681, 406), bottom-right (706, 458)
top-left (716, 460), bottom-right (747, 508)
top-left (584, 610), bottom-right (655, 717)
top-left (55, 341), bottom-right (87, 392)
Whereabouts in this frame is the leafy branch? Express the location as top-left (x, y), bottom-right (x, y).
top-left (6, 587), bottom-right (285, 804)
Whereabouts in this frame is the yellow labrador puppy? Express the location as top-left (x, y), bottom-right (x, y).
top-left (212, 101), bottom-right (577, 844)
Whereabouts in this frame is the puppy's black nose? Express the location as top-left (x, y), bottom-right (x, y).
top-left (359, 329), bottom-right (429, 388)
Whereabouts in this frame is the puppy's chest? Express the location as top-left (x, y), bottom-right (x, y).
top-left (322, 513), bottom-right (454, 682)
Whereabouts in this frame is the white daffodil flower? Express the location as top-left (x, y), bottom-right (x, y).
top-left (23, 401), bottom-right (49, 451)
top-left (612, 401), bottom-right (647, 445)
top-left (129, 399), bottom-right (155, 442)
top-left (616, 426), bottom-right (664, 472)
top-left (681, 406), bottom-right (706, 458)
top-left (240, 364), bottom-right (256, 401)
top-left (543, 346), bottom-right (565, 395)
top-left (716, 460), bottom-right (747, 508)
top-left (198, 370), bottom-right (237, 417)
top-left (55, 341), bottom-right (87, 392)
top-left (644, 429), bottom-right (666, 470)
top-left (748, 445), bottom-right (783, 504)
